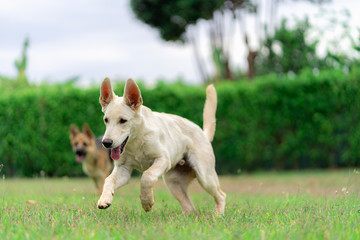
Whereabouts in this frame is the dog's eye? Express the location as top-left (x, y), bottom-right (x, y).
top-left (104, 118), bottom-right (108, 123)
top-left (119, 119), bottom-right (127, 124)
top-left (83, 142), bottom-right (87, 147)
top-left (75, 142), bottom-right (78, 146)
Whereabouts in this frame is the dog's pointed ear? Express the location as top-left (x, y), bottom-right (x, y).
top-left (82, 123), bottom-right (94, 140)
top-left (70, 124), bottom-right (80, 140)
top-left (100, 77), bottom-right (115, 111)
top-left (123, 78), bottom-right (143, 111)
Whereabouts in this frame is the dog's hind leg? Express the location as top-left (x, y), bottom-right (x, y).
top-left (188, 151), bottom-right (226, 214)
top-left (163, 164), bottom-right (196, 214)
top-left (196, 169), bottom-right (226, 214)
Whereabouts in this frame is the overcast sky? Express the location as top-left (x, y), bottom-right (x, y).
top-left (0, 0), bottom-right (359, 86)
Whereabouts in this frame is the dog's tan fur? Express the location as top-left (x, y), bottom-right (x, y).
top-left (97, 78), bottom-right (226, 214)
top-left (69, 124), bottom-right (113, 195)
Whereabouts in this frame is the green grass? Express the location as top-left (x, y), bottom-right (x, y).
top-left (1, 170), bottom-right (360, 239)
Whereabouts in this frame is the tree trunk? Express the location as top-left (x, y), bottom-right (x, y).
top-left (188, 29), bottom-right (209, 83)
top-left (247, 50), bottom-right (258, 79)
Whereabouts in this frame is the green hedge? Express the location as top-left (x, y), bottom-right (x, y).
top-left (1, 68), bottom-right (360, 176)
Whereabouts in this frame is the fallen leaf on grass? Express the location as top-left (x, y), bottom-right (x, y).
top-left (26, 200), bottom-right (37, 205)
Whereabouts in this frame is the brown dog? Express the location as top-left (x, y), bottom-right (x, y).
top-left (69, 123), bottom-right (113, 194)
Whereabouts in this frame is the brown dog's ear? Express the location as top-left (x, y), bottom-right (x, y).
top-left (70, 124), bottom-right (80, 140)
top-left (82, 123), bottom-right (94, 140)
top-left (123, 78), bottom-right (143, 111)
top-left (100, 77), bottom-right (115, 111)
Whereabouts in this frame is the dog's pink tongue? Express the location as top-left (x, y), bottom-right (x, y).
top-left (111, 146), bottom-right (121, 160)
top-left (76, 155), bottom-right (84, 163)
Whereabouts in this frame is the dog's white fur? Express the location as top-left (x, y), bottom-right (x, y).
top-left (97, 78), bottom-right (226, 214)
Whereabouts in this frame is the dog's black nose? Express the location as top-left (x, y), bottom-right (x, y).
top-left (102, 139), bottom-right (113, 148)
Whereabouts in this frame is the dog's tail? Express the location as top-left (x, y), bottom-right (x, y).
top-left (203, 84), bottom-right (217, 142)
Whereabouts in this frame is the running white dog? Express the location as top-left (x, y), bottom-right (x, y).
top-left (97, 78), bottom-right (226, 214)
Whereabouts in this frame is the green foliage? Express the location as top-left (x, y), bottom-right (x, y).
top-left (14, 37), bottom-right (30, 86)
top-left (256, 14), bottom-right (360, 77)
top-left (312, 8), bottom-right (358, 70)
top-left (353, 28), bottom-right (360, 64)
top-left (130, 0), bottom-right (224, 42)
top-left (1, 68), bottom-right (360, 176)
top-left (0, 37), bottom-right (31, 90)
top-left (256, 18), bottom-right (326, 76)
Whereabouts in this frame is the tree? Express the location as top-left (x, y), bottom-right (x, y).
top-left (0, 38), bottom-right (30, 90)
top-left (131, 0), bottom-right (223, 41)
top-left (130, 0), bottom-right (253, 82)
top-left (14, 37), bottom-right (30, 86)
top-left (255, 18), bottom-right (325, 76)
top-left (255, 7), bottom-right (360, 77)
top-left (354, 29), bottom-right (360, 62)
top-left (130, 0), bottom-right (332, 82)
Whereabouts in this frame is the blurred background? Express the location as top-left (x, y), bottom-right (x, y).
top-left (1, 0), bottom-right (360, 177)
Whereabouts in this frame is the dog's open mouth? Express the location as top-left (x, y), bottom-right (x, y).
top-left (76, 151), bottom-right (86, 163)
top-left (111, 136), bottom-right (129, 160)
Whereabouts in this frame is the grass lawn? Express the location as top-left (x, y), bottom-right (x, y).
top-left (1, 170), bottom-right (360, 239)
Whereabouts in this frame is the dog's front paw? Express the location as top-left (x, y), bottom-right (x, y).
top-left (140, 194), bottom-right (154, 212)
top-left (97, 192), bottom-right (114, 209)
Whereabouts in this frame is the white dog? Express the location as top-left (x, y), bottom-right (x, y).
top-left (97, 78), bottom-right (226, 214)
